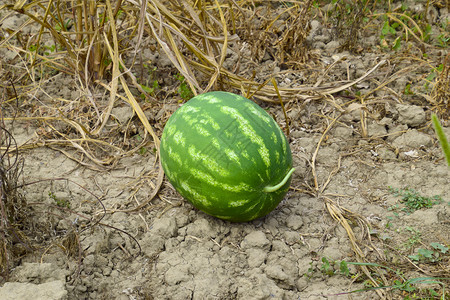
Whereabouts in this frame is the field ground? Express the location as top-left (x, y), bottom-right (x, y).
top-left (1, 0), bottom-right (449, 299)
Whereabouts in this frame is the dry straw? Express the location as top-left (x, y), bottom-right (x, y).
top-left (0, 0), bottom-right (418, 294)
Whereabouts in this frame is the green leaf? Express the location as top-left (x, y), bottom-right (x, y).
top-left (321, 257), bottom-right (334, 276)
top-left (408, 254), bottom-right (420, 261)
top-left (403, 83), bottom-right (413, 95)
top-left (391, 22), bottom-right (400, 30)
top-left (430, 242), bottom-right (449, 254)
top-left (392, 36), bottom-right (402, 50)
top-left (428, 288), bottom-right (439, 297)
top-left (401, 282), bottom-right (417, 292)
top-left (431, 114), bottom-right (450, 166)
top-left (423, 24), bottom-right (432, 42)
top-left (381, 21), bottom-right (391, 35)
top-left (389, 26), bottom-right (396, 35)
top-left (340, 261), bottom-right (350, 276)
top-left (140, 84), bottom-right (154, 94)
top-left (139, 147), bottom-right (147, 155)
top-left (418, 248), bottom-right (434, 259)
top-left (426, 71), bottom-right (437, 82)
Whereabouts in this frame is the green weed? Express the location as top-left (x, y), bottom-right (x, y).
top-left (54, 18), bottom-right (72, 32)
top-left (431, 113), bottom-right (450, 166)
top-left (48, 191), bottom-right (71, 209)
top-left (175, 73), bottom-right (194, 101)
top-left (28, 44), bottom-right (57, 57)
top-left (324, 0), bottom-right (372, 52)
top-left (437, 33), bottom-right (450, 47)
top-left (388, 186), bottom-right (442, 213)
top-left (375, 3), bottom-right (439, 52)
top-left (408, 242), bottom-right (448, 263)
top-left (139, 80), bottom-right (160, 98)
top-left (320, 258), bottom-right (450, 298)
top-left (436, 19), bottom-right (449, 47)
top-left (132, 134), bottom-right (148, 155)
top-left (319, 257), bottom-right (355, 278)
top-left (321, 257), bottom-right (335, 276)
top-left (403, 83), bottom-right (414, 95)
top-left (139, 64), bottom-right (160, 99)
top-left (431, 242), bottom-right (449, 254)
top-left (424, 64), bottom-right (444, 91)
top-left (304, 261), bottom-right (315, 280)
top-left (403, 226), bottom-right (422, 249)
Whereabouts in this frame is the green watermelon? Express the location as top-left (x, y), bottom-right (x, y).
top-left (160, 91), bottom-right (294, 222)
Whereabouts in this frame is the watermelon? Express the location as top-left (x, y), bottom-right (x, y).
top-left (160, 91), bottom-right (294, 222)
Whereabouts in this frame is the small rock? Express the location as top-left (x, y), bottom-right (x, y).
top-left (110, 270), bottom-right (120, 278)
top-left (283, 231), bottom-right (300, 245)
top-left (313, 41), bottom-right (326, 49)
top-left (246, 248), bottom-right (267, 268)
top-left (333, 126), bottom-right (353, 139)
top-left (102, 266), bottom-right (112, 276)
top-left (265, 264), bottom-right (289, 282)
top-left (325, 40), bottom-right (340, 52)
top-left (310, 20), bottom-right (321, 32)
top-left (0, 281), bottom-right (67, 300)
top-left (378, 147), bottom-right (397, 160)
top-left (237, 271), bottom-right (284, 299)
top-left (12, 262), bottom-right (68, 283)
top-left (396, 104), bottom-right (426, 127)
top-left (314, 33), bottom-right (331, 43)
top-left (156, 51), bottom-right (172, 68)
top-left (111, 106), bottom-right (134, 124)
top-left (140, 233), bottom-right (165, 257)
top-left (392, 130), bottom-right (433, 149)
top-left (387, 124), bottom-right (408, 142)
top-left (346, 102), bottom-right (362, 121)
top-left (286, 215), bottom-right (303, 230)
top-left (1, 15), bottom-right (28, 31)
top-left (185, 218), bottom-right (215, 238)
top-left (240, 231), bottom-right (270, 249)
top-left (164, 264), bottom-right (190, 285)
top-left (296, 278), bottom-right (308, 291)
top-left (367, 122), bottom-right (387, 137)
top-left (151, 216), bottom-right (178, 238)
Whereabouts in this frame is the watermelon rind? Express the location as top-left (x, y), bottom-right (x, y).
top-left (160, 91), bottom-right (294, 222)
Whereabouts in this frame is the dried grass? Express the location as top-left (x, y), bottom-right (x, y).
top-left (0, 0), bottom-right (386, 217)
top-left (0, 94), bottom-right (31, 283)
top-left (307, 111), bottom-right (389, 298)
top-left (429, 53), bottom-right (449, 118)
top-left (1, 0), bottom-right (448, 296)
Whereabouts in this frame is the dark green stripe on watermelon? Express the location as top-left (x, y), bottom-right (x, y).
top-left (160, 91), bottom-right (294, 222)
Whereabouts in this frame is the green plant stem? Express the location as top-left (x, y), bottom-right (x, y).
top-left (431, 114), bottom-right (450, 166)
top-left (264, 168), bottom-right (295, 192)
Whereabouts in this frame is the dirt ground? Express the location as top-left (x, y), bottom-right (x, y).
top-left (0, 0), bottom-right (449, 299)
